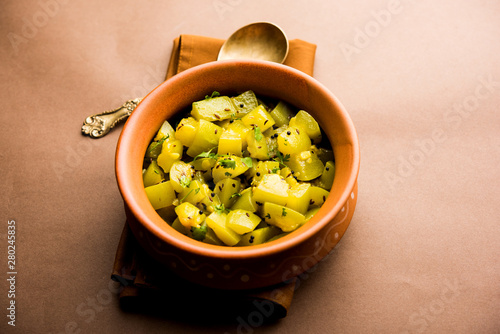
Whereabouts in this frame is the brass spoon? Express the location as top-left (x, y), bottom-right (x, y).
top-left (82, 22), bottom-right (289, 138)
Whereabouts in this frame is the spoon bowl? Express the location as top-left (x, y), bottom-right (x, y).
top-left (217, 22), bottom-right (289, 64)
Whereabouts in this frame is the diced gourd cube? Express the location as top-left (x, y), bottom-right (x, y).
top-left (214, 178), bottom-right (241, 208)
top-left (305, 207), bottom-right (321, 221)
top-left (252, 173), bottom-right (289, 206)
top-left (157, 139), bottom-right (183, 173)
top-left (144, 181), bottom-right (176, 210)
top-left (269, 101), bottom-right (294, 127)
top-left (227, 209), bottom-right (261, 234)
top-left (277, 126), bottom-right (311, 155)
top-left (143, 160), bottom-right (164, 187)
top-left (191, 96), bottom-right (237, 121)
top-left (171, 218), bottom-right (188, 235)
top-left (145, 141), bottom-right (162, 159)
top-left (280, 167), bottom-right (298, 187)
top-left (246, 128), bottom-right (269, 160)
top-left (241, 105), bottom-right (275, 132)
top-left (178, 179), bottom-right (207, 206)
top-left (286, 150), bottom-right (325, 181)
top-left (252, 160), bottom-right (280, 184)
top-left (237, 226), bottom-right (280, 246)
top-left (313, 161), bottom-right (335, 190)
top-left (212, 155), bottom-right (252, 183)
top-left (203, 227), bottom-right (223, 245)
top-left (218, 130), bottom-right (242, 156)
top-left (175, 202), bottom-right (206, 228)
top-left (156, 205), bottom-right (177, 224)
top-left (230, 188), bottom-right (258, 212)
top-left (191, 157), bottom-right (216, 181)
top-left (286, 183), bottom-right (311, 214)
top-left (289, 110), bottom-right (322, 144)
top-left (312, 146), bottom-right (335, 164)
top-left (186, 119), bottom-right (223, 157)
top-left (226, 120), bottom-right (251, 149)
top-left (308, 186), bottom-right (330, 208)
top-left (262, 202), bottom-right (305, 232)
top-left (175, 117), bottom-right (198, 147)
top-left (154, 120), bottom-right (176, 142)
top-left (231, 90), bottom-right (259, 115)
top-left (206, 212), bottom-right (241, 246)
top-left (169, 161), bottom-right (196, 193)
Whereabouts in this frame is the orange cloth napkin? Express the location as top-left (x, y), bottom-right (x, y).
top-left (112, 34), bottom-right (317, 322)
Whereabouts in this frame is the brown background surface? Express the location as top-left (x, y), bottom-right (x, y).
top-left (1, 0), bottom-right (499, 333)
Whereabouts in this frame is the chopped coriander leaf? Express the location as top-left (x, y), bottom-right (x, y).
top-left (241, 157), bottom-right (253, 168)
top-left (191, 148), bottom-right (218, 162)
top-left (271, 167), bottom-right (280, 174)
top-left (282, 208), bottom-right (287, 216)
top-left (205, 91), bottom-right (220, 99)
top-left (179, 175), bottom-right (191, 188)
top-left (254, 126), bottom-right (263, 141)
top-left (229, 192), bottom-right (242, 199)
top-left (225, 172), bottom-right (233, 177)
top-left (219, 159), bottom-right (236, 169)
top-left (191, 222), bottom-right (207, 241)
top-left (214, 203), bottom-right (228, 215)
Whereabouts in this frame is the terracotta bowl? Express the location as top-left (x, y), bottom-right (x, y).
top-left (116, 60), bottom-right (360, 290)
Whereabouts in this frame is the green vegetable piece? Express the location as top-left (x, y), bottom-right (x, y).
top-left (314, 160), bottom-right (335, 190)
top-left (192, 96), bottom-right (237, 122)
top-left (154, 121), bottom-right (175, 142)
top-left (212, 155), bottom-right (251, 183)
top-left (269, 101), bottom-right (294, 127)
top-left (231, 90), bottom-right (259, 115)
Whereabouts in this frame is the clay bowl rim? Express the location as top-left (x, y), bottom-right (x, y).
top-left (116, 59), bottom-right (360, 261)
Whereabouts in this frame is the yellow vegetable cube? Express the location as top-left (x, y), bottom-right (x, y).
top-left (277, 126), bottom-right (311, 155)
top-left (212, 155), bottom-right (252, 184)
top-left (144, 181), bottom-right (176, 210)
top-left (262, 202), bottom-right (305, 232)
top-left (308, 186), bottom-right (330, 208)
top-left (169, 161), bottom-right (196, 193)
top-left (175, 117), bottom-right (198, 147)
top-left (186, 119), bottom-right (223, 157)
top-left (157, 139), bottom-right (183, 173)
top-left (154, 120), bottom-right (176, 142)
top-left (227, 209), bottom-right (261, 234)
top-left (289, 110), bottom-right (322, 144)
top-left (230, 188), bottom-right (258, 212)
top-left (286, 183), bottom-right (311, 214)
top-left (237, 226), bottom-right (281, 246)
top-left (206, 212), bottom-right (241, 246)
top-left (192, 96), bottom-right (237, 121)
top-left (214, 178), bottom-right (241, 208)
top-left (286, 151), bottom-right (325, 181)
top-left (218, 130), bottom-right (242, 156)
top-left (252, 174), bottom-right (289, 206)
top-left (143, 160), bottom-right (164, 187)
top-left (313, 160), bottom-right (335, 190)
top-left (231, 90), bottom-right (259, 115)
top-left (241, 105), bottom-right (275, 132)
top-left (246, 128), bottom-right (269, 160)
top-left (175, 202), bottom-right (206, 228)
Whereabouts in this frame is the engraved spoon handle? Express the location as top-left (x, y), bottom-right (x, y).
top-left (81, 98), bottom-right (142, 138)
